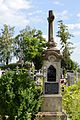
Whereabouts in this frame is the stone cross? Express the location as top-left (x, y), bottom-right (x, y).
top-left (48, 10), bottom-right (56, 47)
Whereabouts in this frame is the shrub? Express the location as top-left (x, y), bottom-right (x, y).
top-left (62, 81), bottom-right (80, 120)
top-left (0, 68), bottom-right (42, 120)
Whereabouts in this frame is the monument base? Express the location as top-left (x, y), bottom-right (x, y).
top-left (35, 112), bottom-right (67, 120)
top-left (41, 94), bottom-right (62, 112)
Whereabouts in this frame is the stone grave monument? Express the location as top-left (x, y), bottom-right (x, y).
top-left (35, 10), bottom-right (67, 120)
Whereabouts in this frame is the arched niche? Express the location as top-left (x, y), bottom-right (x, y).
top-left (47, 65), bottom-right (56, 82)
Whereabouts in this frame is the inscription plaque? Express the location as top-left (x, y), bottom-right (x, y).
top-left (44, 82), bottom-right (59, 94)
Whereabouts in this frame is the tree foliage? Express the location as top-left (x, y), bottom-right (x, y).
top-left (0, 68), bottom-right (42, 120)
top-left (0, 24), bottom-right (14, 65)
top-left (14, 26), bottom-right (47, 70)
top-left (57, 20), bottom-right (74, 70)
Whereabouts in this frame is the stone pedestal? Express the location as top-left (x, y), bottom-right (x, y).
top-left (41, 95), bottom-right (62, 112)
top-left (35, 95), bottom-right (67, 120)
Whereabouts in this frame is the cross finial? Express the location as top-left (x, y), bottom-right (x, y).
top-left (48, 10), bottom-right (55, 23)
top-left (48, 10), bottom-right (56, 48)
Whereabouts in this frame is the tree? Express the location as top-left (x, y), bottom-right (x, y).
top-left (0, 68), bottom-right (42, 120)
top-left (0, 24), bottom-right (14, 65)
top-left (57, 20), bottom-right (74, 71)
top-left (14, 26), bottom-right (46, 70)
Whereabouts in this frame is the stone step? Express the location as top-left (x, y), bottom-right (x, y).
top-left (35, 112), bottom-right (67, 120)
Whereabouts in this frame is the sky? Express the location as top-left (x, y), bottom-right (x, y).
top-left (0, 0), bottom-right (80, 64)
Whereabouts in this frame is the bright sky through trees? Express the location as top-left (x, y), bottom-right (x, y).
top-left (0, 0), bottom-right (80, 64)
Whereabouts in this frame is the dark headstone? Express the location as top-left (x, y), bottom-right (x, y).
top-left (47, 65), bottom-right (56, 81)
top-left (44, 82), bottom-right (59, 94)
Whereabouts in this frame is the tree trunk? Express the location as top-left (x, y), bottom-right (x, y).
top-left (6, 57), bottom-right (9, 65)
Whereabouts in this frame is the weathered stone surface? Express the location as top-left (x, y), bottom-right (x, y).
top-left (43, 60), bottom-right (61, 83)
top-left (38, 10), bottom-right (67, 120)
top-left (44, 82), bottom-right (59, 94)
top-left (41, 95), bottom-right (62, 112)
top-left (35, 112), bottom-right (67, 120)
